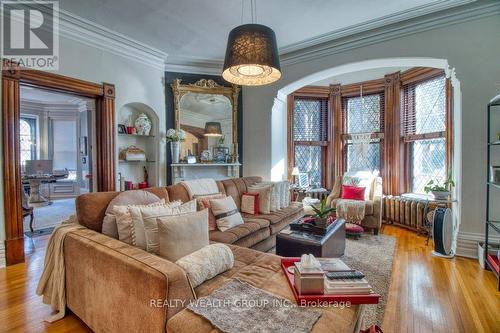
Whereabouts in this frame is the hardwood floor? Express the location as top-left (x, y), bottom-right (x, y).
top-left (0, 225), bottom-right (498, 333)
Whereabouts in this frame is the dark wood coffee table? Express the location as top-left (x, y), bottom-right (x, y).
top-left (276, 219), bottom-right (346, 258)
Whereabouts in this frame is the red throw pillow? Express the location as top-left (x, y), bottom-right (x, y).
top-left (341, 185), bottom-right (365, 201)
top-left (241, 192), bottom-right (260, 215)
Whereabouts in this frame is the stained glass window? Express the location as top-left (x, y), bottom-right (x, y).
top-left (20, 117), bottom-right (37, 166)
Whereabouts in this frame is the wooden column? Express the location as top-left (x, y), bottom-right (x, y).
top-left (384, 72), bottom-right (401, 195)
top-left (96, 83), bottom-right (116, 192)
top-left (2, 62), bottom-right (24, 265)
top-left (330, 84), bottom-right (343, 178)
top-left (287, 94), bottom-right (295, 181)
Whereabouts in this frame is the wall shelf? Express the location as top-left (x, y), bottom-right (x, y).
top-left (485, 97), bottom-right (500, 291)
top-left (118, 133), bottom-right (155, 138)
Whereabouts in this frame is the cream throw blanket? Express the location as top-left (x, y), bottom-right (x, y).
top-left (336, 199), bottom-right (366, 224)
top-left (36, 215), bottom-right (86, 322)
top-left (181, 178), bottom-right (219, 198)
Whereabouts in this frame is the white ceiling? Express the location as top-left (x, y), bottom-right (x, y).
top-left (312, 66), bottom-right (411, 86)
top-left (59, 0), bottom-right (471, 63)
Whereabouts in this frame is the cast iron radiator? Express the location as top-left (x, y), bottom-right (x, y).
top-left (382, 195), bottom-right (427, 231)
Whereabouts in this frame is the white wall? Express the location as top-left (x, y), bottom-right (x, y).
top-left (243, 14), bottom-right (500, 254)
top-left (0, 35), bottom-right (167, 243)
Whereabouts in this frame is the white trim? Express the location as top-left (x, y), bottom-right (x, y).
top-left (165, 56), bottom-right (222, 75)
top-left (456, 231), bottom-right (500, 259)
top-left (281, 1), bottom-right (500, 66)
top-left (165, 1), bottom-right (498, 72)
top-left (279, 0), bottom-right (475, 55)
top-left (24, 3), bottom-right (167, 70)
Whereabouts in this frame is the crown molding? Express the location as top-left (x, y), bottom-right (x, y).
top-left (165, 0), bottom-right (498, 72)
top-left (279, 0), bottom-right (475, 55)
top-left (165, 56), bottom-right (223, 75)
top-left (22, 2), bottom-right (168, 70)
top-left (281, 0), bottom-right (500, 66)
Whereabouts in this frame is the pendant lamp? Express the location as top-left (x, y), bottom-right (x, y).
top-left (222, 0), bottom-right (281, 86)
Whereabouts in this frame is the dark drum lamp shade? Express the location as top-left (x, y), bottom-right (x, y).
top-left (222, 24), bottom-right (281, 86)
top-left (204, 122), bottom-right (223, 137)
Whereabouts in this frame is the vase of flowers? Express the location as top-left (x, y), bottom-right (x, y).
top-left (166, 129), bottom-right (185, 164)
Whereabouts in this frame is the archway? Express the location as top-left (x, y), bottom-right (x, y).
top-left (271, 57), bottom-right (462, 252)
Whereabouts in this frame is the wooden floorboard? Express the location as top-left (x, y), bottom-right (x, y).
top-left (0, 225), bottom-right (498, 333)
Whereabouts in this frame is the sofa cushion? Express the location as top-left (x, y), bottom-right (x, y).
top-left (233, 227), bottom-right (271, 248)
top-left (166, 245), bottom-right (361, 333)
top-left (209, 218), bottom-right (270, 244)
top-left (242, 202), bottom-right (303, 225)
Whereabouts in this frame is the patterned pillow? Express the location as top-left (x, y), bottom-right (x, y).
top-left (251, 182), bottom-right (280, 211)
top-left (241, 193), bottom-right (260, 215)
top-left (209, 196), bottom-right (244, 232)
top-left (197, 194), bottom-right (226, 231)
top-left (247, 185), bottom-right (272, 214)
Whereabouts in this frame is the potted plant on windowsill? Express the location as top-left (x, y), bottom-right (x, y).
top-left (306, 199), bottom-right (336, 228)
top-left (424, 176), bottom-right (455, 200)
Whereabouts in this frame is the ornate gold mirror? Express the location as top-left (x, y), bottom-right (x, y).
top-left (172, 79), bottom-right (240, 163)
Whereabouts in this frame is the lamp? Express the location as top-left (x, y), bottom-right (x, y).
top-left (204, 122), bottom-right (222, 137)
top-left (291, 167), bottom-right (300, 176)
top-left (222, 0), bottom-right (281, 86)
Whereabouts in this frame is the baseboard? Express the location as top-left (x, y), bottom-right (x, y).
top-left (0, 243), bottom-right (5, 268)
top-left (456, 231), bottom-right (500, 259)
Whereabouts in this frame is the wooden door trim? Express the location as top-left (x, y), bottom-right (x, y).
top-left (2, 60), bottom-right (116, 265)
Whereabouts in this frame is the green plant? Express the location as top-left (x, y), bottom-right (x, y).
top-left (308, 199), bottom-right (336, 219)
top-left (218, 134), bottom-right (226, 145)
top-left (424, 176), bottom-right (455, 194)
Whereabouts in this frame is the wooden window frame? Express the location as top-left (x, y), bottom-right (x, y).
top-left (340, 85), bottom-right (385, 174)
top-left (287, 87), bottom-right (333, 188)
top-left (400, 68), bottom-right (452, 193)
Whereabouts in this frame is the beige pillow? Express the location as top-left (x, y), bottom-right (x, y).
top-left (157, 209), bottom-right (209, 262)
top-left (102, 190), bottom-right (164, 239)
top-left (247, 185), bottom-right (272, 214)
top-left (175, 244), bottom-right (234, 288)
top-left (139, 199), bottom-right (197, 253)
top-left (114, 200), bottom-right (171, 245)
top-left (209, 196), bottom-right (244, 232)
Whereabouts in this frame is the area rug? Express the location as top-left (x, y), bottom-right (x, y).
top-left (342, 233), bottom-right (396, 327)
top-left (23, 198), bottom-right (75, 232)
top-left (188, 279), bottom-right (321, 333)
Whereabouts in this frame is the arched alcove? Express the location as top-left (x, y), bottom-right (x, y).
top-left (117, 102), bottom-right (160, 188)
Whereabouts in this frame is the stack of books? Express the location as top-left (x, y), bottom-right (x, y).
top-left (318, 258), bottom-right (373, 295)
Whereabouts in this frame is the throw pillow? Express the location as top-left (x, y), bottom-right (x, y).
top-left (341, 185), bottom-right (366, 201)
top-left (114, 200), bottom-right (171, 245)
top-left (249, 183), bottom-right (279, 211)
top-left (102, 190), bottom-right (165, 239)
top-left (194, 193), bottom-right (226, 231)
top-left (247, 185), bottom-right (272, 214)
top-left (157, 209), bottom-right (209, 262)
top-left (241, 193), bottom-right (260, 215)
top-left (175, 243), bottom-right (234, 288)
top-left (209, 196), bottom-right (244, 232)
top-left (137, 199), bottom-right (197, 253)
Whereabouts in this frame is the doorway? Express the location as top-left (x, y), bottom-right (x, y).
top-left (2, 60), bottom-right (116, 265)
top-left (20, 86), bottom-right (95, 242)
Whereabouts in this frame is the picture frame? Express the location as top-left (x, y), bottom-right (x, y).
top-left (213, 146), bottom-right (229, 163)
top-left (118, 124), bottom-right (127, 134)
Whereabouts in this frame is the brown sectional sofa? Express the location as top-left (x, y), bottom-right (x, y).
top-left (67, 176), bottom-right (362, 332)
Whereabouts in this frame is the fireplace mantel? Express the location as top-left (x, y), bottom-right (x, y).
top-left (170, 163), bottom-right (241, 184)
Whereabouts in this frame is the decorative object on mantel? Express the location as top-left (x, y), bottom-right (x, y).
top-left (120, 146), bottom-right (146, 161)
top-left (134, 113), bottom-right (152, 136)
top-left (489, 165), bottom-right (500, 183)
top-left (213, 146), bottom-right (229, 163)
top-left (117, 124), bottom-right (126, 134)
top-left (166, 128), bottom-right (186, 164)
top-left (200, 150), bottom-right (211, 162)
top-left (222, 0), bottom-right (281, 86)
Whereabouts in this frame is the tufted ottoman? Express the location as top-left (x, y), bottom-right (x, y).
top-left (345, 223), bottom-right (364, 239)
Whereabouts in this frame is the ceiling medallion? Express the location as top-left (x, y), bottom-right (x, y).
top-left (222, 0), bottom-right (281, 86)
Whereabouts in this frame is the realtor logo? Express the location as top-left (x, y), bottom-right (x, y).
top-left (1, 1), bottom-right (59, 70)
